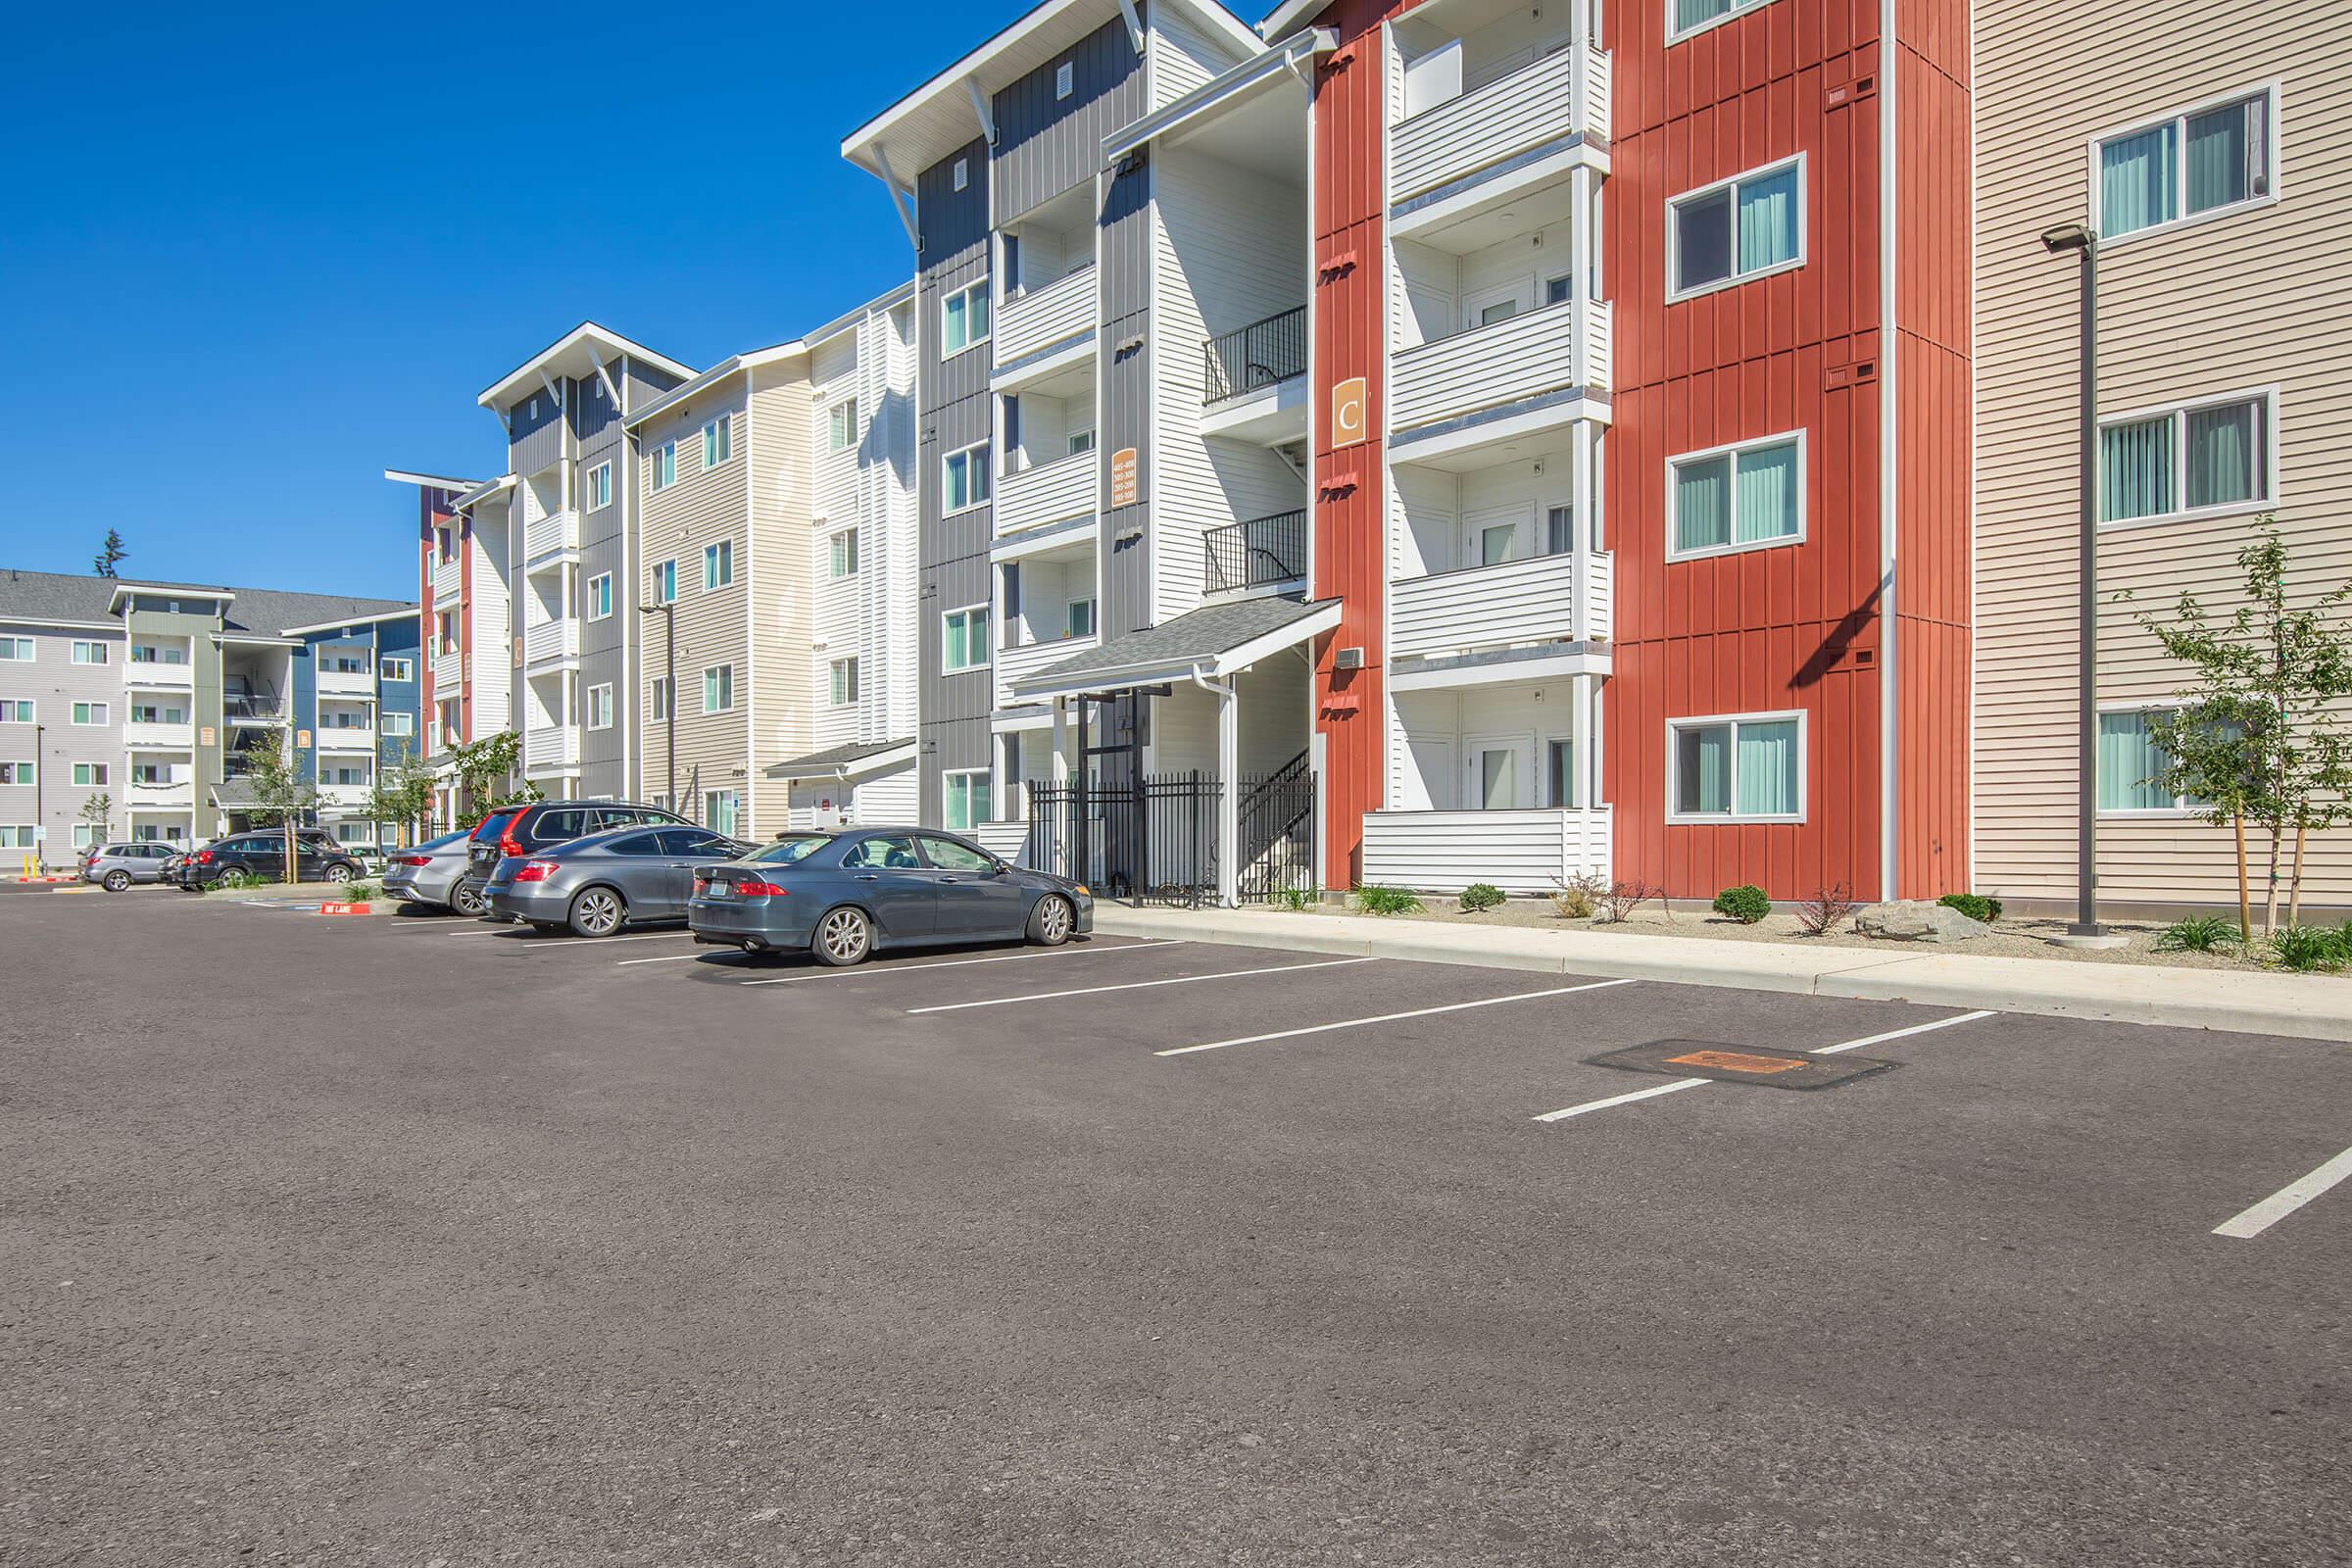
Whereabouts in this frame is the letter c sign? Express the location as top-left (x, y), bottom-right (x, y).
top-left (1332, 376), bottom-right (1366, 449)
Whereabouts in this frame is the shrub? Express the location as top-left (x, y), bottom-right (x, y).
top-left (1796, 883), bottom-right (1861, 937)
top-left (343, 883), bottom-right (378, 904)
top-left (1595, 879), bottom-right (1662, 924)
top-left (1271, 884), bottom-right (1321, 912)
top-left (212, 869), bottom-right (267, 893)
top-left (1937, 893), bottom-right (2003, 925)
top-left (2268, 925), bottom-right (2344, 973)
top-left (2154, 915), bottom-right (2243, 954)
top-left (1353, 883), bottom-right (1425, 916)
top-left (1459, 882), bottom-right (1506, 913)
top-left (1549, 873), bottom-right (1603, 920)
top-left (1711, 884), bottom-right (1771, 924)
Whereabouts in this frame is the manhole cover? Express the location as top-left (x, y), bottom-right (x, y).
top-left (1587, 1040), bottom-right (1895, 1091)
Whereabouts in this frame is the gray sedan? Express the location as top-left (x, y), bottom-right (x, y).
top-left (381, 830), bottom-right (475, 911)
top-left (485, 824), bottom-right (749, 937)
top-left (81, 842), bottom-right (178, 891)
top-left (686, 827), bottom-right (1092, 966)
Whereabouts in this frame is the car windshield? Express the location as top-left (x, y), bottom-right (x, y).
top-left (751, 836), bottom-right (828, 865)
top-left (416, 830), bottom-right (469, 851)
top-left (470, 812), bottom-right (515, 841)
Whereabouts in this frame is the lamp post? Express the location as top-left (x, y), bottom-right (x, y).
top-left (638, 601), bottom-right (675, 811)
top-left (2040, 220), bottom-right (2115, 942)
top-left (32, 720), bottom-right (45, 873)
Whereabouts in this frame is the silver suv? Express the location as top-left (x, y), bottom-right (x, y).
top-left (82, 842), bottom-right (178, 891)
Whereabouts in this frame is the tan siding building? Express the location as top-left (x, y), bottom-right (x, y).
top-left (1975, 0), bottom-right (2352, 910)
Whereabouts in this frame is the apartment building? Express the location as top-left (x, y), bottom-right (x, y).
top-left (617, 287), bottom-right (920, 839)
top-left (385, 470), bottom-right (499, 825)
top-left (1976, 4), bottom-right (2347, 913)
top-left (284, 608), bottom-right (425, 848)
top-left (0, 569), bottom-right (413, 860)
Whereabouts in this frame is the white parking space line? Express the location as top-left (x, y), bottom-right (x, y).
top-left (1532, 1007), bottom-right (1999, 1123)
top-left (1157, 977), bottom-right (1639, 1057)
top-left (741, 939), bottom-right (1182, 988)
top-left (614, 952), bottom-right (725, 966)
top-left (2213, 1144), bottom-right (2352, 1240)
top-left (455, 928), bottom-right (697, 946)
top-left (905, 956), bottom-right (1376, 1015)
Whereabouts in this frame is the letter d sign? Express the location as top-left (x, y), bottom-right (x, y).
top-left (1332, 376), bottom-right (1366, 449)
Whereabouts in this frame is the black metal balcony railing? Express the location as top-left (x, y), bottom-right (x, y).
top-left (222, 694), bottom-right (285, 720)
top-left (1203, 511), bottom-right (1307, 594)
top-left (1202, 306), bottom-right (1307, 406)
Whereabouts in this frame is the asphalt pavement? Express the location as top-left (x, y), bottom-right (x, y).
top-left (3, 891), bottom-right (2345, 1565)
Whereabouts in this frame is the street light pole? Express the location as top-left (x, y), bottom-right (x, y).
top-left (2041, 220), bottom-right (2109, 940)
top-left (32, 720), bottom-right (45, 873)
top-left (639, 601), bottom-right (674, 810)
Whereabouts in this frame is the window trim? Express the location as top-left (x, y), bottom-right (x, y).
top-left (2088, 81), bottom-right (2282, 248)
top-left (0, 760), bottom-right (32, 786)
top-left (828, 399), bottom-right (858, 453)
top-left (702, 538), bottom-right (734, 592)
top-left (1666, 154), bottom-right (1807, 304)
top-left (943, 440), bottom-right (993, 514)
top-left (584, 461), bottom-right (612, 512)
top-left (587, 572), bottom-right (613, 621)
top-left (1664, 429), bottom-right (1809, 563)
top-left (652, 441), bottom-right (678, 492)
top-left (829, 528), bottom-right (861, 580)
top-left (71, 701), bottom-right (109, 727)
top-left (942, 278), bottom-right (992, 360)
top-left (71, 640), bottom-right (109, 665)
top-left (702, 414), bottom-right (733, 470)
top-left (0, 637), bottom-right (32, 662)
top-left (2095, 701), bottom-right (2211, 818)
top-left (1665, 709), bottom-right (1807, 825)
top-left (943, 767), bottom-right (993, 832)
top-left (0, 700), bottom-right (32, 723)
top-left (378, 656), bottom-right (414, 682)
top-left (701, 662), bottom-right (735, 715)
top-left (586, 683), bottom-right (614, 731)
top-left (1666, 0), bottom-right (1782, 46)
top-left (830, 657), bottom-right (859, 708)
top-left (652, 559), bottom-right (678, 605)
top-left (2094, 385), bottom-right (2278, 530)
top-left (943, 604), bottom-right (992, 673)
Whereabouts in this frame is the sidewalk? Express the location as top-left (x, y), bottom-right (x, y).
top-left (1093, 905), bottom-right (2352, 1044)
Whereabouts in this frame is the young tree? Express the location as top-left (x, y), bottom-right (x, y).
top-left (92, 530), bottom-right (127, 578)
top-left (76, 791), bottom-right (114, 849)
top-left (363, 742), bottom-right (437, 847)
top-left (2132, 522), bottom-right (2352, 938)
top-left (447, 729), bottom-right (542, 828)
top-left (237, 734), bottom-right (319, 884)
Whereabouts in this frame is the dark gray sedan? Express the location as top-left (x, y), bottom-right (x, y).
top-left (381, 829), bottom-right (474, 911)
top-left (485, 824), bottom-right (749, 937)
top-left (686, 827), bottom-right (1092, 966)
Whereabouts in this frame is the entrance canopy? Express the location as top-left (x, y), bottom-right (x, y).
top-left (763, 736), bottom-right (916, 783)
top-left (1007, 595), bottom-right (1339, 703)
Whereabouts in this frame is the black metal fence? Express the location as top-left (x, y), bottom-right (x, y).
top-left (1236, 753), bottom-right (1316, 904)
top-left (1202, 511), bottom-right (1307, 594)
top-left (1023, 761), bottom-right (1319, 906)
top-left (1202, 306), bottom-right (1307, 405)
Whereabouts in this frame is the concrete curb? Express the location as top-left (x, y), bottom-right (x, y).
top-left (1093, 906), bottom-right (2352, 1044)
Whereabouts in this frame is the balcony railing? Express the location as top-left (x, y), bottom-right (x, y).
top-left (222, 693), bottom-right (287, 722)
top-left (997, 265), bottom-right (1097, 366)
top-left (996, 633), bottom-right (1100, 709)
top-left (524, 725), bottom-right (579, 772)
top-left (1203, 307), bottom-right (1307, 405)
top-left (995, 450), bottom-right (1098, 538)
top-left (430, 553), bottom-right (462, 603)
top-left (523, 619), bottom-right (579, 667)
top-left (125, 658), bottom-right (193, 687)
top-left (1362, 806), bottom-right (1611, 894)
top-left (314, 723), bottom-right (377, 752)
top-left (316, 664), bottom-right (375, 699)
top-left (125, 777), bottom-right (196, 809)
top-left (524, 509), bottom-right (580, 565)
top-left (429, 646), bottom-right (462, 694)
top-left (124, 719), bottom-right (194, 751)
top-left (1202, 511), bottom-right (1307, 594)
top-left (1391, 299), bottom-right (1610, 438)
top-left (1392, 45), bottom-right (1609, 210)
top-left (1390, 549), bottom-right (1611, 661)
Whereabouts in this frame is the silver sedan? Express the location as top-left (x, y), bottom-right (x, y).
top-left (484, 824), bottom-right (749, 937)
top-left (381, 830), bottom-right (477, 912)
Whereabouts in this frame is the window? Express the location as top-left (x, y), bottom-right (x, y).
top-left (586, 684), bottom-right (613, 730)
top-left (72, 702), bottom-right (108, 726)
top-left (1545, 738), bottom-right (1578, 808)
top-left (922, 834), bottom-right (996, 872)
top-left (829, 529), bottom-right (860, 579)
top-left (0, 827), bottom-right (34, 849)
top-left (73, 762), bottom-right (109, 786)
top-left (1668, 712), bottom-right (1804, 821)
top-left (0, 701), bottom-right (31, 722)
top-left (1068, 428), bottom-right (1096, 456)
top-left (953, 157), bottom-right (969, 192)
top-left (1669, 0), bottom-right (1777, 42)
top-left (72, 641), bottom-right (108, 664)
top-left (653, 441), bottom-right (677, 491)
top-left (131, 644), bottom-right (186, 665)
top-left (1670, 158), bottom-right (1802, 299)
top-left (2100, 392), bottom-right (2272, 523)
top-left (944, 442), bottom-right (992, 512)
top-left (830, 657), bottom-right (859, 707)
top-left (944, 607), bottom-right (990, 672)
top-left (1055, 60), bottom-right (1074, 99)
top-left (843, 833), bottom-right (920, 870)
top-left (943, 279), bottom-right (991, 356)
top-left (1545, 274), bottom-right (1574, 306)
top-left (0, 761), bottom-right (30, 785)
top-left (2095, 89), bottom-right (2274, 240)
top-left (702, 664), bottom-right (734, 713)
top-left (2098, 707), bottom-right (2226, 813)
top-left (1066, 597), bottom-right (1097, 639)
top-left (829, 400), bottom-right (858, 453)
top-left (0, 638), bottom-right (29, 661)
top-left (703, 539), bottom-right (734, 591)
top-left (703, 415), bottom-right (733, 469)
top-left (384, 711), bottom-right (415, 737)
top-left (73, 825), bottom-right (96, 850)
top-left (127, 702), bottom-right (182, 724)
top-left (380, 656), bottom-right (413, 682)
top-left (585, 462), bottom-right (612, 511)
top-left (651, 676), bottom-right (671, 722)
top-left (1546, 504), bottom-right (1577, 556)
top-left (944, 769), bottom-right (992, 831)
top-left (703, 789), bottom-right (740, 837)
top-left (587, 573), bottom-right (613, 620)
top-left (1669, 433), bottom-right (1804, 558)
top-left (653, 559), bottom-right (677, 605)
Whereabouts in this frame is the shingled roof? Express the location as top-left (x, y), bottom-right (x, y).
top-left (0, 567), bottom-right (411, 635)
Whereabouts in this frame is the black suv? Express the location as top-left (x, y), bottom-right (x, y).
top-left (175, 828), bottom-right (367, 889)
top-left (459, 800), bottom-right (689, 918)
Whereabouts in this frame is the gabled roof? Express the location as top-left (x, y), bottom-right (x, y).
top-left (1010, 594), bottom-right (1338, 698)
top-left (0, 568), bottom-right (409, 637)
top-left (382, 468), bottom-right (481, 493)
top-left (1256, 0), bottom-right (1325, 43)
top-left (764, 737), bottom-right (917, 780)
top-left (476, 321), bottom-right (697, 413)
top-left (623, 342), bottom-right (808, 431)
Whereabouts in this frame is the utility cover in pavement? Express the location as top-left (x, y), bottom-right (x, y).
top-left (1586, 1041), bottom-right (1895, 1091)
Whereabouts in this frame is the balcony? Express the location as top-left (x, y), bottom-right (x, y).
top-left (315, 723), bottom-right (376, 753)
top-left (316, 663), bottom-right (374, 700)
top-left (1389, 299), bottom-right (1611, 453)
top-left (1362, 805), bottom-right (1611, 895)
top-left (124, 718), bottom-right (194, 751)
top-left (317, 782), bottom-right (370, 809)
top-left (996, 633), bottom-right (1100, 709)
top-left (1390, 550), bottom-right (1612, 662)
top-left (995, 451), bottom-right (1097, 539)
top-left (222, 693), bottom-right (287, 725)
top-left (1391, 45), bottom-right (1609, 224)
top-left (124, 658), bottom-right (193, 689)
top-left (430, 645), bottom-right (462, 694)
top-left (523, 619), bottom-right (579, 670)
top-left (1202, 511), bottom-right (1307, 595)
top-left (124, 776), bottom-right (196, 809)
top-left (996, 266), bottom-right (1097, 368)
top-left (430, 553), bottom-right (462, 603)
top-left (524, 509), bottom-right (580, 568)
top-left (524, 725), bottom-right (579, 773)
top-left (1202, 307), bottom-right (1307, 406)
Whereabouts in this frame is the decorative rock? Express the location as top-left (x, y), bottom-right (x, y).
top-left (1853, 899), bottom-right (1990, 944)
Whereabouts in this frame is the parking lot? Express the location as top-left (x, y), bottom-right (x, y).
top-left (5, 886), bottom-right (2346, 1565)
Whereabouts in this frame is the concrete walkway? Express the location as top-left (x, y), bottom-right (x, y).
top-left (1093, 904), bottom-right (2352, 1044)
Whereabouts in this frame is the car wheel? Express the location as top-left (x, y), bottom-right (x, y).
top-left (323, 862), bottom-right (354, 884)
top-left (1027, 893), bottom-right (1074, 947)
top-left (452, 883), bottom-right (488, 917)
top-left (103, 870), bottom-right (131, 893)
top-left (568, 887), bottom-right (626, 939)
top-left (812, 906), bottom-right (873, 967)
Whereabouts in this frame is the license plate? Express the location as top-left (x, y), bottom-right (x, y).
top-left (706, 881), bottom-right (731, 899)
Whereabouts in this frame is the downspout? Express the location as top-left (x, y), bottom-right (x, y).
top-left (1186, 664), bottom-right (1240, 907)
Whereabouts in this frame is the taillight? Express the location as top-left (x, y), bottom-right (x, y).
top-left (195, 850), bottom-right (214, 864)
top-left (512, 859), bottom-right (557, 883)
top-left (397, 855), bottom-right (430, 866)
top-left (499, 826), bottom-right (524, 858)
top-left (736, 880), bottom-right (787, 898)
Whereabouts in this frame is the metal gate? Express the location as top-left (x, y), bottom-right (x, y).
top-left (1236, 752), bottom-right (1316, 903)
top-left (1023, 760), bottom-right (1318, 907)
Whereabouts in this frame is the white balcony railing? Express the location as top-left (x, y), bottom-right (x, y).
top-left (314, 724), bottom-right (376, 752)
top-left (124, 661), bottom-right (193, 688)
top-left (317, 782), bottom-right (370, 808)
top-left (524, 725), bottom-right (580, 772)
top-left (1390, 299), bottom-right (1611, 437)
top-left (523, 619), bottom-right (579, 667)
top-left (122, 719), bottom-right (195, 751)
top-left (430, 553), bottom-right (462, 603)
top-left (430, 647), bottom-right (462, 694)
top-left (1392, 45), bottom-right (1609, 209)
top-left (996, 266), bottom-right (1097, 367)
top-left (125, 778), bottom-right (197, 809)
top-left (1390, 550), bottom-right (1612, 661)
top-left (315, 664), bottom-right (375, 700)
top-left (1362, 806), bottom-right (1612, 894)
top-left (524, 509), bottom-right (580, 565)
top-left (995, 632), bottom-right (1099, 708)
top-left (995, 451), bottom-right (1098, 538)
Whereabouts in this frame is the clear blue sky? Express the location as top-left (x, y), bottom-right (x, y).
top-left (3, 0), bottom-right (1253, 602)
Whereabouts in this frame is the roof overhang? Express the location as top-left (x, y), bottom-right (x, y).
top-left (453, 474), bottom-right (515, 513)
top-left (1102, 25), bottom-right (1331, 164)
top-left (477, 322), bottom-right (696, 413)
top-left (623, 341), bottom-right (808, 431)
top-left (382, 468), bottom-right (481, 493)
top-left (278, 608), bottom-right (421, 638)
top-left (1257, 0), bottom-right (1326, 43)
top-left (109, 582), bottom-right (233, 613)
top-left (763, 739), bottom-right (918, 782)
top-left (1011, 599), bottom-right (1339, 701)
